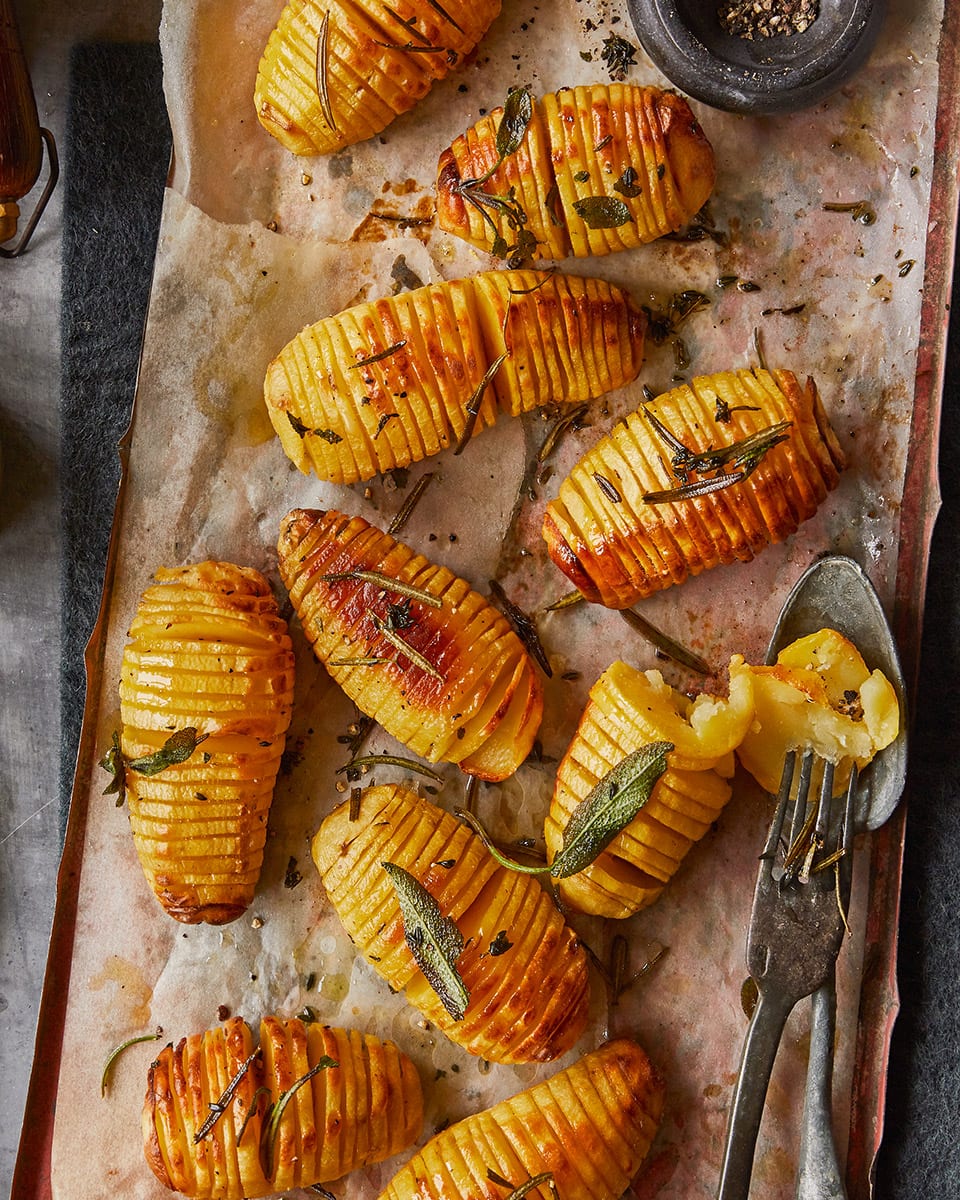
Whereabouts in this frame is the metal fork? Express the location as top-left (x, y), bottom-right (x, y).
top-left (717, 748), bottom-right (857, 1200)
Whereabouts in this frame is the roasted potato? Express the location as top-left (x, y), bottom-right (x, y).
top-left (255, 0), bottom-right (501, 156)
top-left (378, 1038), bottom-right (664, 1200)
top-left (543, 369), bottom-right (846, 607)
top-left (118, 562), bottom-right (295, 924)
top-left (277, 508), bottom-right (544, 781)
top-left (264, 269), bottom-right (646, 484)
top-left (732, 628), bottom-right (900, 794)
top-left (545, 660), bottom-right (755, 918)
top-left (143, 1016), bottom-right (423, 1198)
top-left (312, 785), bottom-right (591, 1063)
top-left (437, 83), bottom-right (715, 260)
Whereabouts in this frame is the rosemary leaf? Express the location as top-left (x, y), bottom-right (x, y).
top-left (369, 611), bottom-right (444, 681)
top-left (315, 10), bottom-right (337, 133)
top-left (100, 1031), bottom-right (162, 1097)
top-left (350, 340), bottom-right (407, 369)
top-left (424, 0), bottom-right (464, 32)
top-left (320, 568), bottom-right (442, 609)
top-left (388, 471), bottom-right (435, 535)
top-left (551, 743), bottom-right (673, 878)
top-left (382, 861), bottom-right (470, 1020)
top-left (261, 1057), bottom-right (338, 1179)
top-left (453, 352), bottom-right (509, 455)
top-left (545, 589), bottom-right (585, 612)
top-left (643, 471), bottom-right (749, 504)
top-left (620, 609), bottom-right (713, 675)
top-left (488, 579), bottom-right (552, 677)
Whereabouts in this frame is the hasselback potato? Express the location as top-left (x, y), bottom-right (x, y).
top-left (118, 562), bottom-right (295, 924)
top-left (313, 784), bottom-right (591, 1063)
top-left (437, 83), bottom-right (715, 260)
top-left (143, 1016), bottom-right (423, 1198)
top-left (264, 269), bottom-right (646, 484)
top-left (255, 0), bottom-right (501, 156)
top-left (278, 508), bottom-right (543, 780)
top-left (543, 369), bottom-right (846, 608)
top-left (545, 661), bottom-right (755, 918)
top-left (378, 1039), bottom-right (664, 1200)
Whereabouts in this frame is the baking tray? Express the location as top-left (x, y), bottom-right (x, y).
top-left (14, 0), bottom-right (960, 1196)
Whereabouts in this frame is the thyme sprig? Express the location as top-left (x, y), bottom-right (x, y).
top-left (194, 1048), bottom-right (260, 1142)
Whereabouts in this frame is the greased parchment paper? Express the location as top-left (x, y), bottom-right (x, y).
top-left (50, 1), bottom-right (943, 1197)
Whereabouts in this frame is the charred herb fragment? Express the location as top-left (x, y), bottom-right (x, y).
top-left (613, 166), bottom-right (642, 199)
top-left (388, 471), bottom-right (435, 535)
top-left (100, 730), bottom-right (127, 804)
top-left (194, 1048), bottom-right (260, 1142)
top-left (383, 861), bottom-right (469, 1020)
top-left (489, 930), bottom-right (513, 956)
top-left (600, 32), bottom-right (638, 80)
top-left (488, 579), bottom-right (553, 677)
top-left (100, 1031), bottom-right (162, 1097)
top-left (260, 1057), bottom-right (339, 1179)
top-left (286, 412), bottom-right (343, 444)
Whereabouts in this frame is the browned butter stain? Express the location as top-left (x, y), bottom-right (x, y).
top-left (88, 954), bottom-right (153, 1027)
top-left (351, 195), bottom-right (436, 243)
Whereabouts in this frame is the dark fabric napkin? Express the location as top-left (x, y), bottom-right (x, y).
top-left (58, 37), bottom-right (959, 1199)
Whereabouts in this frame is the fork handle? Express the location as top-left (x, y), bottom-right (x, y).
top-left (717, 989), bottom-right (796, 1200)
top-left (796, 973), bottom-right (848, 1199)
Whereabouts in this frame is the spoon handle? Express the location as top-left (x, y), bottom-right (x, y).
top-left (796, 974), bottom-right (848, 1200)
top-left (0, 0), bottom-right (42, 242)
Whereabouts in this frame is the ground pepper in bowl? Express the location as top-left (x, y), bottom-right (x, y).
top-left (717, 0), bottom-right (819, 38)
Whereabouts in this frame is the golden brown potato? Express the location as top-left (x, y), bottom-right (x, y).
top-left (732, 628), bottom-right (900, 794)
top-left (255, 0), bottom-right (501, 156)
top-left (542, 369), bottom-right (846, 608)
top-left (378, 1038), bottom-right (664, 1200)
top-left (277, 508), bottom-right (544, 780)
top-left (143, 1016), bottom-right (423, 1198)
top-left (264, 269), bottom-right (647, 484)
top-left (313, 785), bottom-right (591, 1064)
top-left (545, 660), bottom-right (755, 918)
top-left (437, 83), bottom-right (715, 260)
top-left (118, 562), bottom-right (295, 925)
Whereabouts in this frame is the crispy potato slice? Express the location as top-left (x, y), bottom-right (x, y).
top-left (265, 270), bottom-right (646, 483)
top-left (543, 369), bottom-right (846, 607)
top-left (313, 785), bottom-right (591, 1063)
top-left (437, 83), bottom-right (715, 260)
top-left (143, 1016), bottom-right (422, 1198)
top-left (545, 660), bottom-right (753, 918)
top-left (255, 0), bottom-right (502, 156)
top-left (733, 628), bottom-right (901, 793)
top-left (277, 508), bottom-right (544, 779)
top-left (119, 562), bottom-right (295, 924)
top-left (378, 1039), bottom-right (664, 1200)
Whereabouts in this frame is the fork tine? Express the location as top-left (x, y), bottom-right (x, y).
top-left (763, 748), bottom-right (796, 860)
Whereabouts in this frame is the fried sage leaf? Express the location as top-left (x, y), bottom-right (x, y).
top-left (128, 728), bottom-right (210, 776)
top-left (497, 86), bottom-right (534, 161)
top-left (382, 860), bottom-right (469, 1021)
top-left (551, 742), bottom-right (673, 878)
top-left (572, 196), bottom-right (631, 229)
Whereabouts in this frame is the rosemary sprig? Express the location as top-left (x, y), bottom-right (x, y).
top-left (100, 1031), bottom-right (162, 1097)
top-left (261, 1057), bottom-right (338, 1179)
top-left (453, 352), bottom-right (509, 455)
top-left (537, 403), bottom-right (589, 466)
top-left (314, 10), bottom-right (336, 133)
top-left (320, 568), bottom-right (442, 609)
top-left (488, 1169), bottom-right (558, 1200)
top-left (194, 1049), bottom-right (260, 1142)
top-left (336, 754), bottom-right (446, 783)
top-left (369, 611), bottom-right (444, 681)
top-left (620, 609), bottom-right (713, 676)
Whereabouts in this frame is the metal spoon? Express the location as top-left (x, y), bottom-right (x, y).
top-left (764, 554), bottom-right (908, 1200)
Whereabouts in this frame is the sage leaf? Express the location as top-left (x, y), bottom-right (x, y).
top-left (128, 728), bottom-right (210, 777)
top-left (382, 860), bottom-right (469, 1021)
top-left (551, 742), bottom-right (673, 878)
top-left (572, 195), bottom-right (632, 229)
top-left (100, 729), bottom-right (126, 805)
top-left (496, 87), bottom-right (533, 161)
